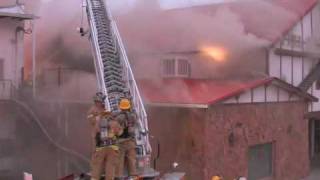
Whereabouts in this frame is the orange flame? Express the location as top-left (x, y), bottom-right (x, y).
top-left (200, 46), bottom-right (227, 62)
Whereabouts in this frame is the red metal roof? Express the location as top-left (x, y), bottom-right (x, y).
top-left (116, 0), bottom-right (317, 54)
top-left (138, 77), bottom-right (316, 107)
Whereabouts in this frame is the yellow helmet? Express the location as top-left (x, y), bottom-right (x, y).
top-left (212, 176), bottom-right (222, 180)
top-left (119, 98), bottom-right (131, 110)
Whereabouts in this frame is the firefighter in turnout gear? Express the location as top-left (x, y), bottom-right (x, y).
top-left (114, 98), bottom-right (139, 178)
top-left (87, 93), bottom-right (123, 180)
top-left (87, 92), bottom-right (107, 151)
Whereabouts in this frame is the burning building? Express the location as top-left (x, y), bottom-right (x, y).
top-left (6, 0), bottom-right (320, 179)
top-left (111, 0), bottom-right (320, 179)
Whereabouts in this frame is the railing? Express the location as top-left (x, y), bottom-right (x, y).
top-left (111, 20), bottom-right (152, 154)
top-left (0, 80), bottom-right (16, 100)
top-left (105, 1), bottom-right (151, 154)
top-left (85, 0), bottom-right (151, 154)
top-left (86, 0), bottom-right (111, 111)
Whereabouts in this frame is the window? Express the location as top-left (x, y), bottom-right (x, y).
top-left (162, 58), bottom-right (191, 77)
top-left (163, 59), bottom-right (175, 76)
top-left (248, 143), bottom-right (273, 180)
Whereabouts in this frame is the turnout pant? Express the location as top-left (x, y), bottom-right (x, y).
top-left (115, 139), bottom-right (137, 177)
top-left (91, 146), bottom-right (119, 180)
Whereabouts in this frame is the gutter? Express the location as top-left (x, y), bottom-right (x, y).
top-left (146, 102), bottom-right (208, 109)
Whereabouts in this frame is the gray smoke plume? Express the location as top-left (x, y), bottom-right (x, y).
top-left (115, 0), bottom-right (309, 80)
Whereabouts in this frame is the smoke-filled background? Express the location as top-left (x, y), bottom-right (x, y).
top-left (0, 0), bottom-right (314, 179)
top-left (14, 0), bottom-right (304, 91)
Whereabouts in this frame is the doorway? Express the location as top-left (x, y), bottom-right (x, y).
top-left (310, 119), bottom-right (320, 167)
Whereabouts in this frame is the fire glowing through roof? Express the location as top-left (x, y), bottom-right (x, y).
top-left (200, 46), bottom-right (227, 62)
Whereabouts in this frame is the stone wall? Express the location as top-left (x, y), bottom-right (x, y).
top-left (204, 102), bottom-right (310, 180)
top-left (147, 102), bottom-right (310, 180)
top-left (147, 107), bottom-right (206, 180)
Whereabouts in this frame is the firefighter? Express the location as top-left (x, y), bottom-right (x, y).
top-left (87, 92), bottom-right (107, 151)
top-left (114, 98), bottom-right (138, 179)
top-left (87, 93), bottom-right (123, 180)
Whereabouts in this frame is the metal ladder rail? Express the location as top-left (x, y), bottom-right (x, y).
top-left (104, 1), bottom-right (151, 154)
top-left (89, 0), bottom-right (127, 112)
top-left (86, 0), bottom-right (111, 111)
top-left (111, 21), bottom-right (152, 154)
top-left (88, 0), bottom-right (151, 155)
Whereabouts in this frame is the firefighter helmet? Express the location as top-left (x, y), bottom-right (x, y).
top-left (119, 98), bottom-right (131, 110)
top-left (212, 176), bottom-right (222, 180)
top-left (93, 92), bottom-right (106, 103)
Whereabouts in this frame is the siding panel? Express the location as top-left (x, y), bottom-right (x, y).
top-left (281, 56), bottom-right (292, 84)
top-left (293, 58), bottom-right (303, 86)
top-left (269, 51), bottom-right (281, 78)
top-left (253, 86), bottom-right (265, 102)
top-left (303, 13), bottom-right (312, 43)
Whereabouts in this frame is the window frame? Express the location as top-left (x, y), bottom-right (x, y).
top-left (161, 57), bottom-right (191, 78)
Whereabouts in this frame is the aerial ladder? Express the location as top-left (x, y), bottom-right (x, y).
top-left (83, 0), bottom-right (158, 178)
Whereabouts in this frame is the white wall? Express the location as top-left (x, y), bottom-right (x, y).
top-left (223, 83), bottom-right (302, 104)
top-left (0, 18), bottom-right (25, 87)
top-left (268, 4), bottom-right (320, 112)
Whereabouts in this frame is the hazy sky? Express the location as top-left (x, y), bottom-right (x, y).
top-left (39, 0), bottom-right (232, 11)
top-left (160, 0), bottom-right (229, 9)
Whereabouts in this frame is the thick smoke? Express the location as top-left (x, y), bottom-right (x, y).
top-left (116, 0), bottom-right (304, 81)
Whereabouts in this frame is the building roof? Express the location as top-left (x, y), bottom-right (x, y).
top-left (0, 5), bottom-right (36, 20)
top-left (116, 0), bottom-right (317, 54)
top-left (138, 77), bottom-right (317, 108)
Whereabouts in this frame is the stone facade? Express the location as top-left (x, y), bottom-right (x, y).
top-left (147, 102), bottom-right (310, 180)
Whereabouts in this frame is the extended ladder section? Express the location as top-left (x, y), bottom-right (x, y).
top-left (299, 61), bottom-right (320, 92)
top-left (86, 0), bottom-right (151, 155)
